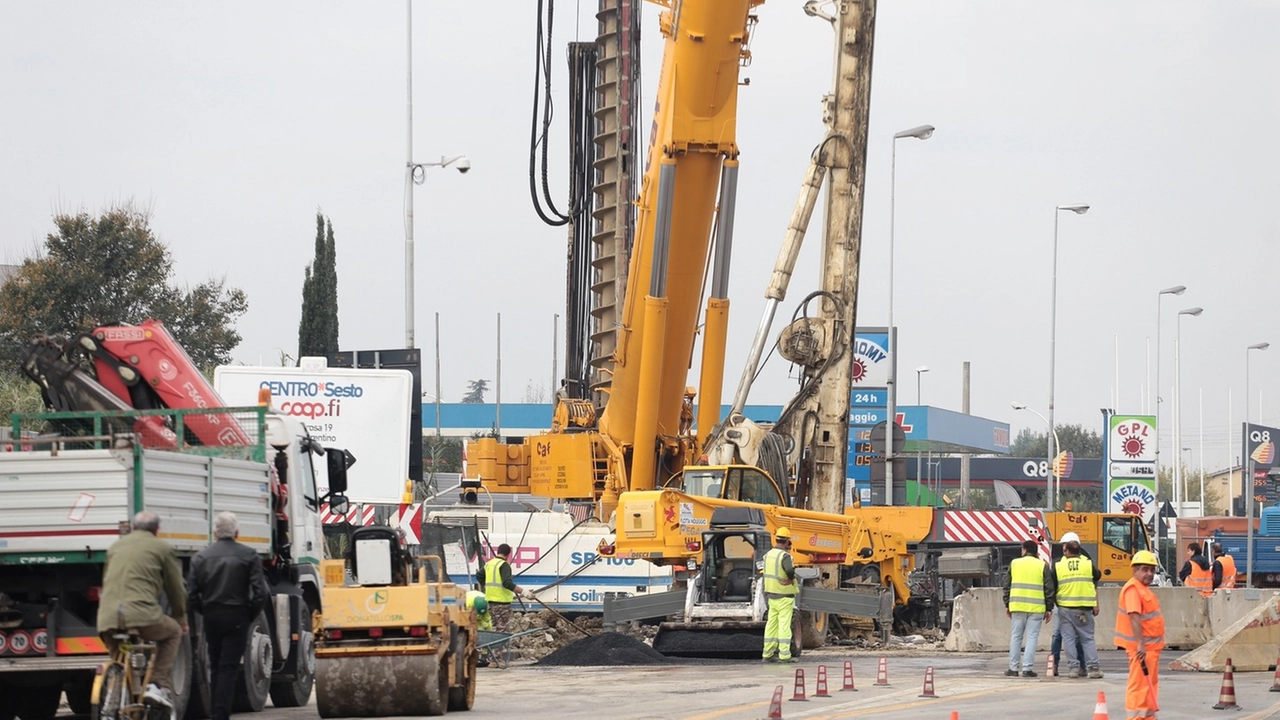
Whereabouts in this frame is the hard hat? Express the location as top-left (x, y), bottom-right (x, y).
top-left (472, 595), bottom-right (488, 614)
top-left (775, 527), bottom-right (792, 540)
top-left (1060, 532), bottom-right (1081, 545)
top-left (1131, 550), bottom-right (1159, 567)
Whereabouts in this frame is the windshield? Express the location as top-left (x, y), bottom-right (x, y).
top-left (680, 469), bottom-right (725, 498)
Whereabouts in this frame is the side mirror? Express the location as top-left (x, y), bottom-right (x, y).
top-left (328, 494), bottom-right (349, 516)
top-left (326, 448), bottom-right (356, 494)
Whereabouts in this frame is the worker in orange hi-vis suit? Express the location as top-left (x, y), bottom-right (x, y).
top-left (1115, 550), bottom-right (1165, 718)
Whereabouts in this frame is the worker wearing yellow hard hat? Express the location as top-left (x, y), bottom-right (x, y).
top-left (762, 527), bottom-right (796, 663)
top-left (1115, 549), bottom-right (1163, 717)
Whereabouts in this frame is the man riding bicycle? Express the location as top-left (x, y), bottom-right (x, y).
top-left (97, 511), bottom-right (189, 709)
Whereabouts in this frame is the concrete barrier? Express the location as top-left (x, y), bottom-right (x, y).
top-left (944, 587), bottom-right (1218, 653)
top-left (1172, 592), bottom-right (1280, 672)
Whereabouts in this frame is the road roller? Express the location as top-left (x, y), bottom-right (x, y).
top-left (315, 525), bottom-right (478, 717)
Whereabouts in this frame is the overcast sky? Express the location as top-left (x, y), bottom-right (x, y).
top-left (2, 1), bottom-right (1277, 471)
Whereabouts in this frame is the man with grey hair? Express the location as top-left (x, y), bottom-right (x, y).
top-left (187, 511), bottom-right (271, 720)
top-left (97, 511), bottom-right (189, 710)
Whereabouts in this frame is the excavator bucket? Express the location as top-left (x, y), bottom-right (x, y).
top-left (651, 621), bottom-right (767, 659)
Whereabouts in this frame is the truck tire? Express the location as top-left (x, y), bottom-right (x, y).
top-left (233, 612), bottom-right (272, 713)
top-left (268, 606), bottom-right (315, 708)
top-left (799, 611), bottom-right (828, 649)
top-left (65, 679), bottom-right (94, 716)
top-left (16, 686), bottom-right (62, 720)
top-left (185, 613), bottom-right (212, 720)
top-left (0, 682), bottom-right (14, 720)
top-left (169, 627), bottom-right (196, 720)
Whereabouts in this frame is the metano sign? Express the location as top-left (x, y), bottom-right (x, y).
top-left (215, 365), bottom-right (412, 503)
top-left (1104, 414), bottom-right (1158, 522)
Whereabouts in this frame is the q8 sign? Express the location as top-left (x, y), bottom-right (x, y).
top-left (214, 365), bottom-right (413, 504)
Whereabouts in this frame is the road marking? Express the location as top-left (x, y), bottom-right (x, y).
top-left (805, 684), bottom-right (1010, 719)
top-left (1240, 699), bottom-right (1280, 720)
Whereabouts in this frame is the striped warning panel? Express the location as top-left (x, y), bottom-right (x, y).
top-left (319, 504), bottom-right (376, 526)
top-left (940, 510), bottom-right (1046, 544)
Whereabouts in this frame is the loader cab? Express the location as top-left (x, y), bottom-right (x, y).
top-left (691, 507), bottom-right (772, 604)
top-left (667, 465), bottom-right (789, 507)
top-left (348, 525), bottom-right (409, 587)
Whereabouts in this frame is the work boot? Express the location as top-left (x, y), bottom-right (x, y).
top-left (1067, 668), bottom-right (1081, 679)
top-left (1088, 668), bottom-right (1104, 679)
top-left (762, 655), bottom-right (778, 663)
top-left (1020, 670), bottom-right (1037, 678)
top-left (1004, 669), bottom-right (1019, 677)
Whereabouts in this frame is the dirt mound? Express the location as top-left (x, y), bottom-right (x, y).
top-left (534, 631), bottom-right (668, 667)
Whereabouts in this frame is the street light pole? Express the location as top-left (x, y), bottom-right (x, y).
top-left (1245, 341), bottom-right (1269, 587)
top-left (1013, 401), bottom-right (1060, 508)
top-left (915, 365), bottom-right (930, 405)
top-left (1152, 284), bottom-right (1186, 553)
top-left (1173, 307), bottom-right (1203, 521)
top-left (884, 124), bottom-right (934, 506)
top-left (1048, 204), bottom-right (1089, 511)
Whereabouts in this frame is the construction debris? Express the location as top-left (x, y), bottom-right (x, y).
top-left (535, 631), bottom-right (667, 667)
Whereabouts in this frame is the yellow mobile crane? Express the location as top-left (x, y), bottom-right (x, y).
top-left (470, 0), bottom-right (904, 653)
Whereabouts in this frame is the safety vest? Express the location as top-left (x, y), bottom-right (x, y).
top-left (1186, 559), bottom-right (1214, 597)
top-left (1054, 554), bottom-right (1097, 608)
top-left (1008, 556), bottom-right (1047, 613)
top-left (1114, 577), bottom-right (1165, 651)
top-left (465, 590), bottom-right (493, 631)
top-left (484, 557), bottom-right (515, 604)
top-left (763, 547), bottom-right (797, 597)
top-left (1219, 554), bottom-right (1238, 589)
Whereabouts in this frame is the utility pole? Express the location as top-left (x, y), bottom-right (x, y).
top-left (806, 0), bottom-right (877, 517)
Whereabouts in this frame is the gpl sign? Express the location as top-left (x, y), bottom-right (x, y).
top-left (1106, 415), bottom-right (1157, 520)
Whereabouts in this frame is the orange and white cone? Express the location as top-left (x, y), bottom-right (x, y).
top-left (841, 660), bottom-right (858, 692)
top-left (950, 712), bottom-right (960, 720)
top-left (919, 666), bottom-right (938, 698)
top-left (814, 665), bottom-right (831, 698)
top-left (1092, 690), bottom-right (1108, 720)
top-left (765, 685), bottom-right (784, 719)
top-left (1213, 658), bottom-right (1240, 710)
top-left (874, 656), bottom-right (890, 686)
top-left (789, 668), bottom-right (809, 702)
top-left (1270, 655), bottom-right (1280, 692)
top-left (1045, 653), bottom-right (1056, 679)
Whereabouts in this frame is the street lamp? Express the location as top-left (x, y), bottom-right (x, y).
top-left (915, 365), bottom-right (930, 405)
top-left (1047, 204), bottom-right (1089, 511)
top-left (1173, 307), bottom-right (1203, 520)
top-left (405, 155), bottom-right (471, 349)
top-left (884, 123), bottom-right (934, 506)
top-left (1245, 341), bottom-right (1269, 587)
top-left (1013, 401), bottom-right (1062, 509)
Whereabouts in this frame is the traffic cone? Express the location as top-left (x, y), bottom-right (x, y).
top-left (840, 659), bottom-right (858, 691)
top-left (1045, 653), bottom-right (1056, 679)
top-left (919, 666), bottom-right (938, 698)
top-left (950, 713), bottom-right (960, 720)
top-left (1270, 655), bottom-right (1280, 692)
top-left (814, 665), bottom-right (831, 698)
top-left (765, 685), bottom-right (784, 719)
top-left (789, 668), bottom-right (809, 702)
top-left (1092, 691), bottom-right (1108, 720)
top-left (874, 656), bottom-right (890, 686)
top-left (1212, 658), bottom-right (1240, 710)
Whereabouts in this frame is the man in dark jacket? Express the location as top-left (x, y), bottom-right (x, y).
top-left (187, 512), bottom-right (270, 720)
top-left (98, 511), bottom-right (188, 710)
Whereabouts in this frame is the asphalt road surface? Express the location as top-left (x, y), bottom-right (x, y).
top-left (231, 649), bottom-right (1280, 720)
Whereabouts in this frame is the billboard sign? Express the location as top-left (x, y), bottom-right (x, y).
top-left (1106, 414), bottom-right (1157, 521)
top-left (215, 365), bottom-right (413, 504)
top-left (1243, 423), bottom-right (1280, 509)
top-left (850, 331), bottom-right (891, 387)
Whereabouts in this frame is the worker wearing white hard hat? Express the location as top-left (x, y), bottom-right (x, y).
top-left (1053, 531), bottom-right (1103, 678)
top-left (1050, 531), bottom-right (1101, 675)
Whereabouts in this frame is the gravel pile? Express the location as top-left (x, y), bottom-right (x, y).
top-left (534, 631), bottom-right (668, 667)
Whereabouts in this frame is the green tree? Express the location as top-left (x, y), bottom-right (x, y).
top-left (0, 371), bottom-right (46, 422)
top-left (0, 206), bottom-right (247, 372)
top-left (1157, 464), bottom-right (1223, 516)
top-left (462, 379), bottom-right (489, 404)
top-left (1009, 423), bottom-right (1103, 457)
top-left (297, 212), bottom-right (339, 359)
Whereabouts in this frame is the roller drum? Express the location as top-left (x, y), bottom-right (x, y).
top-left (315, 652), bottom-right (447, 717)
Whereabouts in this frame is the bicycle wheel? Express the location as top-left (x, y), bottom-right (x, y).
top-left (92, 664), bottom-right (126, 720)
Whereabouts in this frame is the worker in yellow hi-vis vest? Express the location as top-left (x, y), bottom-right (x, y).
top-left (761, 527), bottom-right (797, 663)
top-left (1004, 539), bottom-right (1055, 677)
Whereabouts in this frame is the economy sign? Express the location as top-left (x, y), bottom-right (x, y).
top-left (850, 331), bottom-right (891, 388)
top-left (1106, 414), bottom-right (1157, 521)
top-left (215, 365), bottom-right (413, 504)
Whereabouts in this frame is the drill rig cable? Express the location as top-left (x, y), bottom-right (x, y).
top-left (529, 0), bottom-right (571, 226)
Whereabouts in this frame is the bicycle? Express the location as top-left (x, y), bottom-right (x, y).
top-left (91, 608), bottom-right (171, 720)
